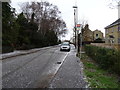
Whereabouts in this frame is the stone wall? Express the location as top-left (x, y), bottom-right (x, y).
top-left (91, 43), bottom-right (120, 50)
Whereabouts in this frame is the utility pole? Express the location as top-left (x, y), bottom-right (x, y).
top-left (77, 24), bottom-right (82, 58)
top-left (118, 1), bottom-right (120, 19)
top-left (73, 6), bottom-right (78, 48)
top-left (79, 31), bottom-right (83, 59)
top-left (78, 33), bottom-right (80, 53)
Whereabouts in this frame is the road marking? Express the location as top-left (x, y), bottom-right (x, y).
top-left (35, 52), bottom-right (69, 88)
top-left (45, 52), bottom-right (69, 75)
top-left (48, 52), bottom-right (69, 88)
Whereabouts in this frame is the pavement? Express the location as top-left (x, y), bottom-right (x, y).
top-left (1, 44), bottom-right (89, 88)
top-left (49, 46), bottom-right (88, 88)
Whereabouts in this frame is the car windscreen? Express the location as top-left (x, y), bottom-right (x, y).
top-left (62, 42), bottom-right (69, 44)
top-left (61, 44), bottom-right (70, 46)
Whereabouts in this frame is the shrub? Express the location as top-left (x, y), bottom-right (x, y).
top-left (84, 45), bottom-right (120, 76)
top-left (2, 46), bottom-right (14, 53)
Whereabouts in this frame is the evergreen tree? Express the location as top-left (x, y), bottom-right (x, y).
top-left (2, 2), bottom-right (19, 53)
top-left (16, 12), bottom-right (30, 47)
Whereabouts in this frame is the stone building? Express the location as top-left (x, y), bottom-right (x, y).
top-left (93, 29), bottom-right (104, 40)
top-left (82, 24), bottom-right (93, 43)
top-left (105, 18), bottom-right (120, 45)
top-left (104, 2), bottom-right (120, 50)
top-left (82, 24), bottom-right (104, 44)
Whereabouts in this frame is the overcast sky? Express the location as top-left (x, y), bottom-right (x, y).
top-left (10, 0), bottom-right (119, 40)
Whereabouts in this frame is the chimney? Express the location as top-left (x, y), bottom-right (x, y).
top-left (118, 1), bottom-right (120, 19)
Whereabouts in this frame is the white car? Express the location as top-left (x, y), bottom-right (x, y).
top-left (60, 42), bottom-right (70, 51)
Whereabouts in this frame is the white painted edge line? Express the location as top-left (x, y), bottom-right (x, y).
top-left (49, 52), bottom-right (69, 75)
top-left (49, 52), bottom-right (69, 88)
top-left (61, 52), bottom-right (69, 64)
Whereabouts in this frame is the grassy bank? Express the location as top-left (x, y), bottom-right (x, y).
top-left (79, 53), bottom-right (120, 88)
top-left (84, 45), bottom-right (120, 76)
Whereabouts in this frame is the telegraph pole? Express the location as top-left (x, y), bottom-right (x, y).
top-left (79, 31), bottom-right (83, 59)
top-left (118, 1), bottom-right (120, 19)
top-left (73, 6), bottom-right (78, 48)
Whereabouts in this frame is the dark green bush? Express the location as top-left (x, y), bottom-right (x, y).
top-left (16, 44), bottom-right (35, 50)
top-left (84, 45), bottom-right (120, 76)
top-left (2, 46), bottom-right (14, 53)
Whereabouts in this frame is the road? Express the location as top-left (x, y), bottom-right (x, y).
top-left (2, 45), bottom-right (88, 88)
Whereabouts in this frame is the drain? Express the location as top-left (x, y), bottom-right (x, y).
top-left (57, 61), bottom-right (61, 64)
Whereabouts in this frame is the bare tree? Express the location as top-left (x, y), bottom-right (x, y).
top-left (20, 1), bottom-right (66, 37)
top-left (79, 18), bottom-right (88, 29)
top-left (108, 0), bottom-right (120, 9)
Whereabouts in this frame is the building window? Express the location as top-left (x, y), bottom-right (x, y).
top-left (118, 38), bottom-right (120, 43)
top-left (118, 26), bottom-right (120, 31)
top-left (109, 35), bottom-right (114, 38)
top-left (96, 34), bottom-right (98, 37)
top-left (106, 29), bottom-right (108, 34)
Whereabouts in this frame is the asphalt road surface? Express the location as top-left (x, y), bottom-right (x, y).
top-left (2, 45), bottom-right (88, 88)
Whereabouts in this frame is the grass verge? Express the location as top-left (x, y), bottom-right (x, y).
top-left (79, 53), bottom-right (120, 88)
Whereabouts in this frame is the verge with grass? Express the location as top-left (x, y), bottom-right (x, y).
top-left (79, 53), bottom-right (120, 88)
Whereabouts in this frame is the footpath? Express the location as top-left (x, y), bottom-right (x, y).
top-left (49, 46), bottom-right (89, 88)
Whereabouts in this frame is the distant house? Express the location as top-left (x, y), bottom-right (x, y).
top-left (105, 18), bottom-right (120, 45)
top-left (82, 24), bottom-right (104, 44)
top-left (93, 29), bottom-right (104, 41)
top-left (82, 24), bottom-right (93, 43)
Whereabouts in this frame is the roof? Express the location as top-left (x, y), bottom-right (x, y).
top-left (105, 18), bottom-right (120, 29)
top-left (93, 29), bottom-right (103, 32)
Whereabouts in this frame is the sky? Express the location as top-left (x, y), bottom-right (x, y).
top-left (10, 0), bottom-right (119, 40)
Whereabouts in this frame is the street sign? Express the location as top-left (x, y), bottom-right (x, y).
top-left (77, 27), bottom-right (80, 30)
top-left (76, 24), bottom-right (81, 27)
top-left (76, 24), bottom-right (81, 30)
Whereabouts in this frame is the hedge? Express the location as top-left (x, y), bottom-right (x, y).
top-left (84, 45), bottom-right (120, 76)
top-left (2, 46), bottom-right (14, 53)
